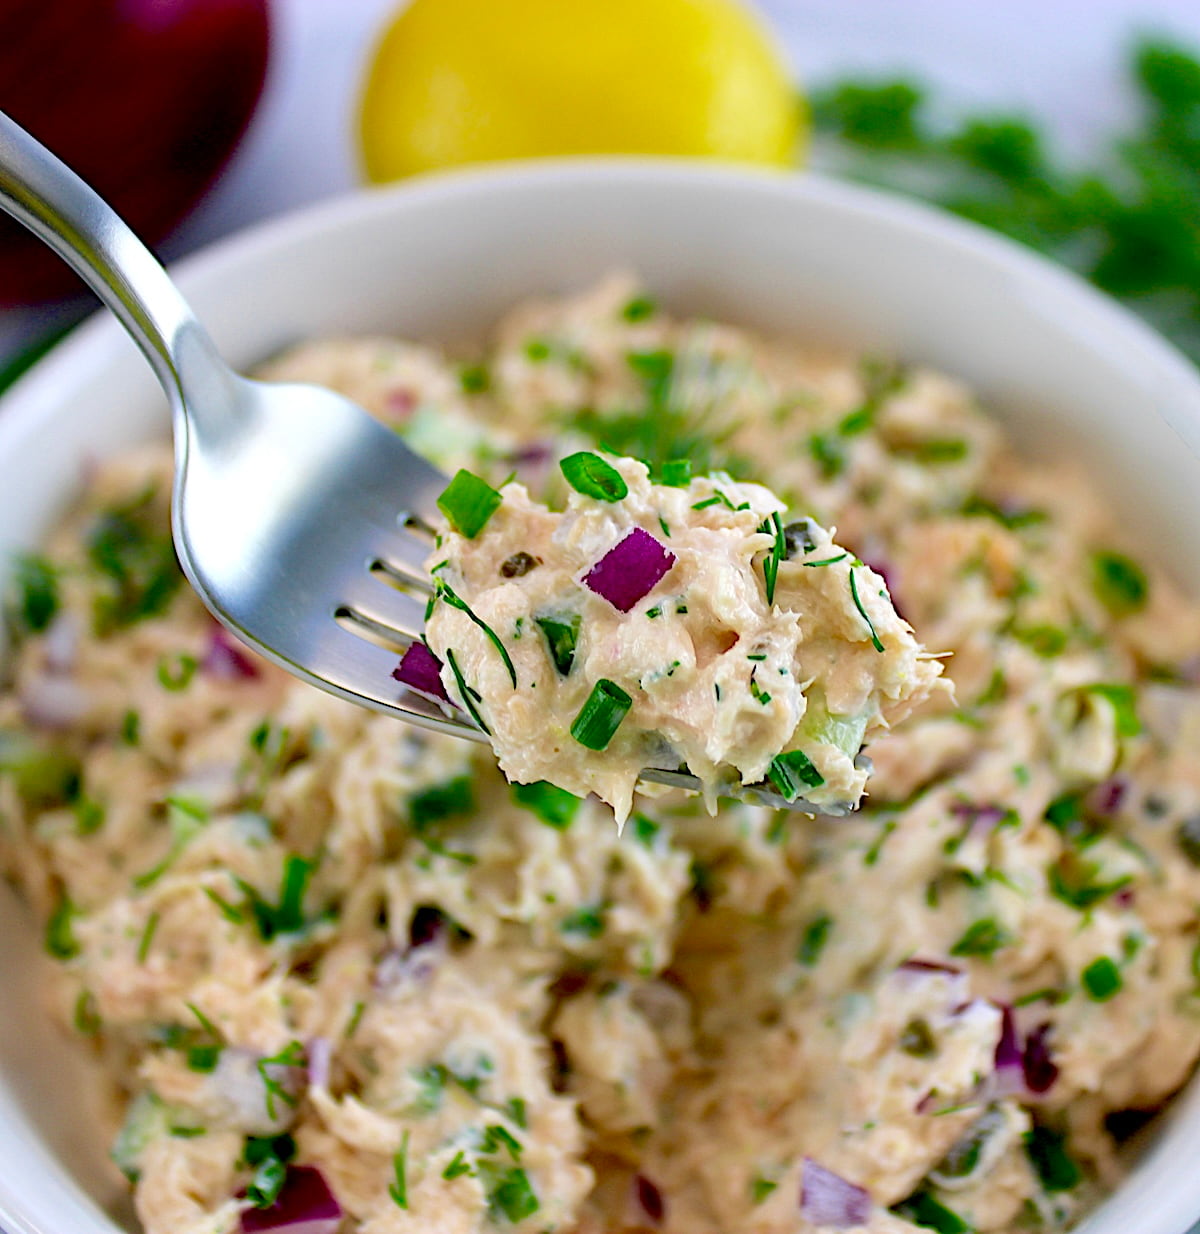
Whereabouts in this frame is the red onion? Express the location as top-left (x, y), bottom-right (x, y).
top-left (1086, 776), bottom-right (1128, 817)
top-left (0, 0), bottom-right (270, 306)
top-left (990, 1003), bottom-right (1026, 1098)
top-left (384, 388), bottom-right (417, 418)
top-left (634, 1175), bottom-right (665, 1224)
top-left (41, 613), bottom-right (80, 674)
top-left (393, 641), bottom-right (449, 702)
top-left (409, 905), bottom-right (448, 949)
top-left (800, 1159), bottom-right (871, 1228)
top-left (241, 1165), bottom-right (341, 1234)
top-left (897, 958), bottom-right (963, 976)
top-left (1022, 1022), bottom-right (1059, 1094)
top-left (203, 625), bottom-right (261, 681)
top-left (306, 1037), bottom-right (331, 1090)
top-left (583, 528), bottom-right (676, 612)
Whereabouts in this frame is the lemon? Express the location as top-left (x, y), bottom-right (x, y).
top-left (358, 0), bottom-right (803, 181)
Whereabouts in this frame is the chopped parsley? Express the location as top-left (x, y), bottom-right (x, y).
top-left (486, 1166), bottom-right (540, 1223)
top-left (235, 854), bottom-right (315, 942)
top-left (86, 489), bottom-right (182, 633)
top-left (950, 917), bottom-right (1013, 958)
top-left (9, 553), bottom-right (60, 633)
top-left (1024, 1125), bottom-right (1081, 1193)
top-left (797, 913), bottom-right (833, 966)
top-left (1091, 550), bottom-right (1149, 617)
top-left (409, 776), bottom-right (475, 828)
top-left (511, 781), bottom-right (581, 830)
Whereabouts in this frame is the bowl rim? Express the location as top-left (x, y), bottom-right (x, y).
top-left (3, 157), bottom-right (1200, 1234)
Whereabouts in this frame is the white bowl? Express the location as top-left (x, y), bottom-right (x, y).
top-left (2, 162), bottom-right (1200, 1234)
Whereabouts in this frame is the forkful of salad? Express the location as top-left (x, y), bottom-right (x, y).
top-left (405, 450), bottom-right (944, 824)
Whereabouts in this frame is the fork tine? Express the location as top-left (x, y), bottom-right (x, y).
top-left (366, 523), bottom-right (437, 580)
top-left (339, 572), bottom-right (429, 640)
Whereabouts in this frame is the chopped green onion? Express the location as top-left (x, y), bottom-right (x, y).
top-left (560, 905), bottom-right (606, 938)
top-left (751, 1176), bottom-right (779, 1204)
top-left (1081, 956), bottom-right (1123, 1001)
top-left (892, 438), bottom-right (969, 464)
top-left (657, 458), bottom-right (692, 486)
top-left (246, 1155), bottom-right (287, 1208)
top-left (570, 679), bottom-right (632, 750)
top-left (523, 337), bottom-right (552, 362)
top-left (560, 451), bottom-right (629, 502)
top-left (767, 749), bottom-right (825, 800)
top-left (849, 566), bottom-right (885, 651)
top-left (156, 652), bottom-right (198, 691)
top-left (631, 814), bottom-right (660, 848)
top-left (808, 432), bottom-right (846, 479)
top-left (437, 469), bottom-right (503, 539)
top-left (512, 781), bottom-right (581, 830)
top-left (1091, 550), bottom-right (1148, 617)
top-left (458, 362), bottom-right (490, 393)
top-left (45, 893), bottom-right (80, 959)
top-left (535, 613), bottom-right (580, 676)
top-left (505, 1097), bottom-right (528, 1129)
top-left (891, 1190), bottom-right (969, 1233)
top-left (621, 295), bottom-right (657, 322)
top-left (409, 775), bottom-right (475, 828)
top-left (1077, 683), bottom-right (1140, 736)
top-left (137, 912), bottom-right (160, 963)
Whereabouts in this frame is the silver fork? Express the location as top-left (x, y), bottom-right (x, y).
top-left (0, 111), bottom-right (856, 816)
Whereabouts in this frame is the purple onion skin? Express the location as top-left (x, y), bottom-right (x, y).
top-left (240, 1165), bottom-right (341, 1234)
top-left (898, 958), bottom-right (963, 977)
top-left (204, 625), bottom-right (261, 680)
top-left (993, 1003), bottom-right (1022, 1071)
top-left (799, 1158), bottom-right (872, 1228)
top-left (583, 527), bottom-right (676, 613)
top-left (393, 641), bottom-right (449, 702)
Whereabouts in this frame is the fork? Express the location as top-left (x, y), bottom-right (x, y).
top-left (0, 111), bottom-right (856, 816)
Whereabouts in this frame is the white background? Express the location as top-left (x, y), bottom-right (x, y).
top-left (4, 0), bottom-right (1200, 355)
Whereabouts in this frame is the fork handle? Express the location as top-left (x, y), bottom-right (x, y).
top-left (0, 109), bottom-right (217, 408)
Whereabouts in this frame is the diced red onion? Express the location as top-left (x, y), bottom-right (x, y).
top-left (1112, 886), bottom-right (1136, 908)
top-left (799, 1158), bottom-right (871, 1228)
top-left (19, 675), bottom-right (89, 729)
top-left (42, 613), bottom-right (80, 674)
top-left (373, 942), bottom-right (441, 993)
top-left (634, 1174), bottom-right (665, 1224)
top-left (990, 1003), bottom-right (1026, 1098)
top-left (384, 388), bottom-right (417, 418)
top-left (393, 641), bottom-right (449, 702)
top-left (949, 802), bottom-right (1008, 831)
top-left (507, 441), bottom-right (555, 489)
top-left (203, 625), bottom-right (261, 680)
top-left (1022, 1022), bottom-right (1059, 1094)
top-left (1086, 777), bottom-right (1128, 818)
top-left (583, 527), bottom-right (676, 613)
top-left (897, 958), bottom-right (963, 976)
top-left (306, 1037), bottom-right (331, 1090)
top-left (241, 1165), bottom-right (341, 1234)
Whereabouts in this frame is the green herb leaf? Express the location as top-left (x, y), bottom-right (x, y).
top-left (86, 489), bottom-right (182, 634)
top-left (570, 679), bottom-right (632, 750)
top-left (443, 1150), bottom-right (474, 1180)
top-left (891, 1189), bottom-right (970, 1234)
top-left (437, 469), bottom-right (503, 539)
top-left (1077, 682), bottom-right (1141, 736)
top-left (45, 893), bottom-right (80, 959)
top-left (656, 458), bottom-right (692, 486)
top-left (235, 855), bottom-right (314, 942)
top-left (621, 295), bottom-right (657, 322)
top-left (409, 776), bottom-right (475, 828)
top-left (797, 913), bottom-right (833, 966)
top-left (256, 1041), bottom-right (305, 1121)
top-left (949, 917), bottom-right (1013, 957)
top-left (759, 511), bottom-right (786, 605)
top-left (458, 362), bottom-right (490, 394)
top-left (156, 652), bottom-right (198, 692)
top-left (247, 1155), bottom-right (287, 1208)
top-left (767, 749), bottom-right (825, 800)
top-left (445, 648), bottom-right (491, 735)
top-left (486, 1166), bottom-right (540, 1223)
top-left (560, 904), bottom-right (607, 939)
top-left (751, 1176), bottom-right (779, 1204)
top-left (560, 451), bottom-right (629, 502)
top-left (511, 781), bottom-right (581, 830)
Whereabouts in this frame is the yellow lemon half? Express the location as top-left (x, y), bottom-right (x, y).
top-left (358, 0), bottom-right (803, 181)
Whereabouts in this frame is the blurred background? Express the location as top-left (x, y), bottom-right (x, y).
top-left (2, 0), bottom-right (1199, 386)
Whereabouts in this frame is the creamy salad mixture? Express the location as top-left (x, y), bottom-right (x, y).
top-left (421, 454), bottom-right (942, 821)
top-left (3, 275), bottom-right (1200, 1234)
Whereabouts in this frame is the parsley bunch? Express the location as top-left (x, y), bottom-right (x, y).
top-left (810, 38), bottom-right (1200, 363)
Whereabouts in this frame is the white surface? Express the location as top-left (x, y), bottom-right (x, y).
top-left (2, 161), bottom-right (1200, 1234)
